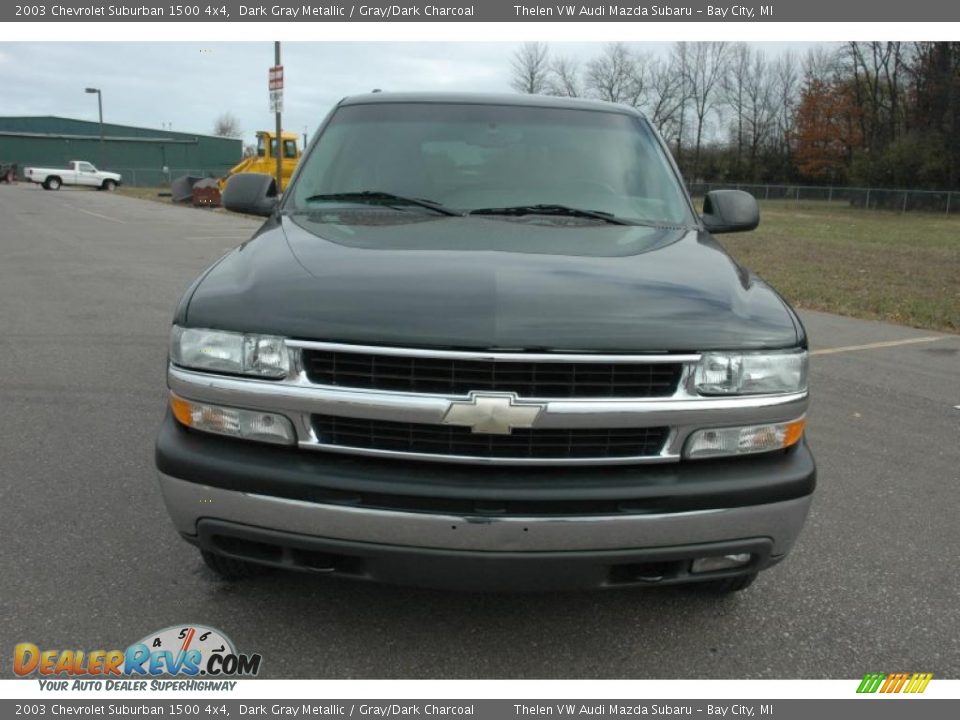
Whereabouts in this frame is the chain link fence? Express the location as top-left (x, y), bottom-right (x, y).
top-left (689, 182), bottom-right (960, 215)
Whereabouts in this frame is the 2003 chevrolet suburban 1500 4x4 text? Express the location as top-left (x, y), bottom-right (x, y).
top-left (155, 93), bottom-right (814, 592)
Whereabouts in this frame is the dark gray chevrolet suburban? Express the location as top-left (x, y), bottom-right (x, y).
top-left (155, 93), bottom-right (814, 592)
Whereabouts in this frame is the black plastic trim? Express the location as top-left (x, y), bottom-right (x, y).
top-left (156, 410), bottom-right (816, 515)
top-left (191, 518), bottom-right (775, 592)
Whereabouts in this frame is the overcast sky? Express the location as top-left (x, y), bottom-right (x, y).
top-left (0, 41), bottom-right (825, 147)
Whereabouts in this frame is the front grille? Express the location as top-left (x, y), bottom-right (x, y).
top-left (312, 415), bottom-right (670, 461)
top-left (301, 349), bottom-right (683, 398)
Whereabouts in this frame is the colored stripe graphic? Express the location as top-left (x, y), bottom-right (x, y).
top-left (891, 673), bottom-right (910, 693)
top-left (879, 673), bottom-right (898, 693)
top-left (904, 674), bottom-right (923, 694)
top-left (857, 673), bottom-right (886, 693)
top-left (912, 673), bottom-right (934, 693)
top-left (857, 672), bottom-right (933, 693)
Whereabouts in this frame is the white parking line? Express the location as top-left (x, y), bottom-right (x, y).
top-left (811, 336), bottom-right (946, 356)
top-left (72, 206), bottom-right (125, 223)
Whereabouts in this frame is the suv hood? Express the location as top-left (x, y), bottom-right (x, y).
top-left (183, 214), bottom-right (801, 352)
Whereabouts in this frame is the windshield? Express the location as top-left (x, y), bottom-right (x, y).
top-left (289, 102), bottom-right (694, 225)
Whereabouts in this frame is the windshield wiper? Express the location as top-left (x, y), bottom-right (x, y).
top-left (467, 204), bottom-right (636, 226)
top-left (300, 191), bottom-right (460, 216)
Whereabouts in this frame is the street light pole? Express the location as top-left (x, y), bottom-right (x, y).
top-left (85, 87), bottom-right (103, 168)
top-left (274, 41), bottom-right (282, 192)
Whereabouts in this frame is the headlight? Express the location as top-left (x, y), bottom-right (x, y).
top-left (695, 349), bottom-right (807, 395)
top-left (170, 326), bottom-right (290, 378)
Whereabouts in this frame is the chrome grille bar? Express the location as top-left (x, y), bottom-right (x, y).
top-left (285, 339), bottom-right (701, 364)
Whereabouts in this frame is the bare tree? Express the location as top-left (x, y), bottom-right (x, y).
top-left (584, 43), bottom-right (647, 106)
top-left (500, 40), bottom-right (942, 186)
top-left (213, 112), bottom-right (242, 138)
top-left (742, 51), bottom-right (777, 180)
top-left (646, 56), bottom-right (688, 141)
top-left (716, 44), bottom-right (794, 181)
top-left (668, 42), bottom-right (693, 170)
top-left (771, 50), bottom-right (800, 167)
top-left (722, 45), bottom-right (779, 181)
top-left (802, 45), bottom-right (839, 85)
top-left (723, 43), bottom-right (752, 178)
top-left (686, 41), bottom-right (730, 181)
top-left (547, 55), bottom-right (583, 98)
top-left (510, 42), bottom-right (551, 94)
top-left (844, 42), bottom-right (909, 151)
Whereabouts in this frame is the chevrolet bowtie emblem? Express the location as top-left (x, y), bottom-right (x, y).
top-left (441, 393), bottom-right (545, 435)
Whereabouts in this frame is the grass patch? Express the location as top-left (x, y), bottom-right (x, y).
top-left (719, 200), bottom-right (960, 333)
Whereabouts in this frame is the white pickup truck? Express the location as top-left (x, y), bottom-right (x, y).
top-left (24, 160), bottom-right (122, 191)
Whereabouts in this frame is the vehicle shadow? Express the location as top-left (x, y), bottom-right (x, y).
top-left (185, 563), bottom-right (758, 679)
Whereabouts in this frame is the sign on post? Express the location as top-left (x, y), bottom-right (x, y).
top-left (268, 65), bottom-right (283, 89)
top-left (269, 90), bottom-right (283, 113)
top-left (269, 65), bottom-right (283, 112)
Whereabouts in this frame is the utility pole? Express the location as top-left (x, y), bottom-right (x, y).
top-left (85, 87), bottom-right (104, 168)
top-left (274, 41), bottom-right (282, 191)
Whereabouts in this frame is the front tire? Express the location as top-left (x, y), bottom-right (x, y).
top-left (101, 179), bottom-right (117, 191)
top-left (44, 177), bottom-right (62, 191)
top-left (201, 550), bottom-right (266, 580)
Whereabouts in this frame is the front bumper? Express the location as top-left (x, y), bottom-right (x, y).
top-left (156, 414), bottom-right (815, 591)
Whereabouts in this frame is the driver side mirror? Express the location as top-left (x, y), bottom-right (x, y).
top-left (222, 173), bottom-right (278, 217)
top-left (701, 190), bottom-right (759, 234)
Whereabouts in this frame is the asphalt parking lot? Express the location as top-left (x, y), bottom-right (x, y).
top-left (1, 182), bottom-right (958, 679)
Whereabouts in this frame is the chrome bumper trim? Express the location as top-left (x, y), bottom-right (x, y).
top-left (158, 472), bottom-right (813, 555)
top-left (168, 366), bottom-right (808, 430)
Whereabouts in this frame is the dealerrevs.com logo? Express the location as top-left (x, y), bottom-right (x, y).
top-left (14, 625), bottom-right (261, 690)
top-left (857, 673), bottom-right (934, 694)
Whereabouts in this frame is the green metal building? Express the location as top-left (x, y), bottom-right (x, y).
top-left (0, 116), bottom-right (241, 186)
